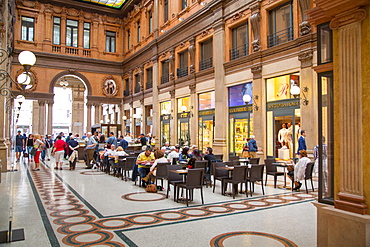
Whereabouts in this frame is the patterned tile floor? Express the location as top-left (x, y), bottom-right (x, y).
top-left (0, 158), bottom-right (317, 246)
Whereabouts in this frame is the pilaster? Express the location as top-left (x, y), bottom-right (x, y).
top-left (189, 84), bottom-right (197, 146)
top-left (38, 100), bottom-right (46, 135)
top-left (86, 102), bottom-right (92, 134)
top-left (47, 101), bottom-right (53, 134)
top-left (169, 90), bottom-right (176, 145)
top-left (152, 57), bottom-right (160, 143)
top-left (32, 100), bottom-right (39, 134)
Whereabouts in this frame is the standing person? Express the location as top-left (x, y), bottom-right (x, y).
top-left (85, 132), bottom-right (97, 169)
top-left (136, 147), bottom-right (155, 187)
top-left (278, 124), bottom-right (287, 146)
top-left (297, 130), bottom-right (307, 154)
top-left (248, 135), bottom-right (258, 158)
top-left (118, 135), bottom-right (129, 150)
top-left (26, 134), bottom-right (34, 162)
top-left (15, 130), bottom-right (24, 162)
top-left (40, 135), bottom-right (47, 162)
top-left (139, 133), bottom-right (147, 149)
top-left (52, 136), bottom-right (66, 170)
top-left (32, 134), bottom-right (44, 171)
top-left (242, 138), bottom-right (251, 158)
top-left (68, 134), bottom-right (79, 170)
top-left (44, 135), bottom-right (53, 161)
top-left (106, 132), bottom-right (118, 147)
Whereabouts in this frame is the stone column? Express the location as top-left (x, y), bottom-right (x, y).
top-left (47, 101), bottom-right (53, 134)
top-left (32, 100), bottom-right (40, 134)
top-left (43, 4), bottom-right (53, 52)
top-left (38, 100), bottom-right (46, 135)
top-left (169, 90), bottom-right (176, 145)
top-left (189, 84), bottom-right (197, 146)
top-left (140, 99), bottom-right (146, 134)
top-left (78, 19), bottom-right (84, 51)
top-left (72, 86), bottom-right (85, 135)
top-left (251, 65), bottom-right (264, 160)
top-left (212, 18), bottom-right (227, 157)
top-left (152, 57), bottom-right (160, 143)
top-left (91, 14), bottom-right (99, 56)
top-left (86, 103), bottom-right (92, 133)
top-left (153, 0), bottom-right (159, 38)
top-left (60, 16), bottom-right (66, 46)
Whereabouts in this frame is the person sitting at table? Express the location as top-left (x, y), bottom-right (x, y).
top-left (287, 149), bottom-right (311, 191)
top-left (167, 146), bottom-right (180, 164)
top-left (114, 146), bottom-right (128, 163)
top-left (136, 147), bottom-right (155, 187)
top-left (192, 149), bottom-right (203, 161)
top-left (161, 142), bottom-right (171, 153)
top-left (144, 150), bottom-right (168, 184)
top-left (179, 146), bottom-right (191, 162)
top-left (101, 144), bottom-right (116, 170)
top-left (203, 147), bottom-right (217, 182)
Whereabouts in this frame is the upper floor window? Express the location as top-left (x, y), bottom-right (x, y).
top-left (134, 73), bottom-right (141, 93)
top-left (318, 22), bottom-right (333, 65)
top-left (53, 17), bottom-right (60, 45)
top-left (200, 39), bottom-right (213, 71)
top-left (66, 19), bottom-right (78, 47)
top-left (161, 60), bottom-right (169, 84)
top-left (268, 1), bottom-right (293, 48)
top-left (230, 22), bottom-right (248, 60)
top-left (164, 0), bottom-right (169, 23)
top-left (83, 22), bottom-right (90, 49)
top-left (124, 78), bottom-right (130, 96)
top-left (106, 31), bottom-right (116, 53)
top-left (137, 21), bottom-right (141, 43)
top-left (148, 11), bottom-right (153, 34)
top-left (177, 50), bottom-right (189, 78)
top-left (181, 0), bottom-right (187, 10)
top-left (127, 30), bottom-right (131, 50)
top-left (146, 67), bottom-right (153, 89)
top-left (21, 17), bottom-right (34, 41)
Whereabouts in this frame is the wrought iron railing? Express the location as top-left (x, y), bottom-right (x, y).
top-left (146, 81), bottom-right (152, 90)
top-left (230, 43), bottom-right (248, 60)
top-left (177, 67), bottom-right (188, 78)
top-left (161, 74), bottom-right (169, 84)
top-left (199, 57), bottom-right (213, 71)
top-left (267, 26), bottom-right (294, 48)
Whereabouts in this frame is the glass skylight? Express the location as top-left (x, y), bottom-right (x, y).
top-left (81, 0), bottom-right (127, 9)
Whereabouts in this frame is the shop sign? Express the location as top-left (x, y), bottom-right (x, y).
top-left (229, 106), bottom-right (252, 113)
top-left (178, 112), bottom-right (189, 119)
top-left (147, 116), bottom-right (153, 125)
top-left (267, 100), bottom-right (300, 109)
top-left (161, 115), bottom-right (170, 121)
top-left (199, 109), bottom-right (215, 116)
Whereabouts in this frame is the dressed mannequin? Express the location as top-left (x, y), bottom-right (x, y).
top-left (286, 123), bottom-right (293, 158)
top-left (278, 124), bottom-right (287, 145)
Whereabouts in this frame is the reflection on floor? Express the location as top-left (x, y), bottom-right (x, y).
top-left (0, 158), bottom-right (317, 246)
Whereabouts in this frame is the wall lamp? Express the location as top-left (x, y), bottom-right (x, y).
top-left (243, 94), bottom-right (259, 111)
top-left (290, 84), bottom-right (309, 106)
top-left (122, 116), bottom-right (127, 121)
top-left (161, 109), bottom-right (173, 119)
top-left (59, 77), bottom-right (69, 89)
top-left (180, 105), bottom-right (194, 117)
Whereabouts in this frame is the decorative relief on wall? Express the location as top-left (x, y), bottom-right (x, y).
top-left (298, 50), bottom-right (313, 68)
top-left (250, 11), bottom-right (261, 52)
top-left (251, 64), bottom-right (262, 79)
top-left (228, 12), bottom-right (247, 24)
top-left (330, 9), bottom-right (366, 29)
top-left (102, 76), bottom-right (118, 98)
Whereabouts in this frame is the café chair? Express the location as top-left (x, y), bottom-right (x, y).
top-left (166, 164), bottom-right (183, 199)
top-left (214, 154), bottom-right (223, 161)
top-left (304, 162), bottom-right (315, 193)
top-left (194, 160), bottom-right (209, 186)
top-left (113, 157), bottom-right (126, 178)
top-left (248, 165), bottom-right (265, 196)
top-left (212, 162), bottom-right (229, 194)
top-left (264, 159), bottom-right (285, 188)
top-left (222, 166), bottom-right (248, 199)
top-left (172, 157), bottom-right (179, 165)
top-left (155, 162), bottom-right (171, 188)
top-left (123, 157), bottom-right (136, 181)
top-left (176, 169), bottom-right (204, 207)
top-left (229, 155), bottom-right (239, 161)
top-left (249, 158), bottom-right (260, 165)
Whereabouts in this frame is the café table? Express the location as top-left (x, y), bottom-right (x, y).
top-left (272, 160), bottom-right (291, 189)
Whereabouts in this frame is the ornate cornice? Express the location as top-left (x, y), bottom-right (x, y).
top-left (298, 50), bottom-right (313, 68)
top-left (330, 8), bottom-right (367, 29)
top-left (169, 90), bottom-right (175, 99)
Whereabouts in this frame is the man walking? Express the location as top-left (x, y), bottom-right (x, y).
top-left (15, 130), bottom-right (24, 162)
top-left (297, 130), bottom-right (307, 154)
top-left (85, 132), bottom-right (97, 169)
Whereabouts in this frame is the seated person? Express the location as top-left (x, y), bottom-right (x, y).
top-left (192, 149), bottom-right (203, 161)
top-left (136, 147), bottom-right (155, 187)
top-left (287, 149), bottom-right (311, 191)
top-left (179, 147), bottom-right (190, 162)
top-left (144, 150), bottom-right (168, 183)
top-left (101, 144), bottom-right (116, 168)
top-left (114, 146), bottom-right (128, 163)
top-left (161, 142), bottom-right (171, 153)
top-left (167, 146), bottom-right (180, 164)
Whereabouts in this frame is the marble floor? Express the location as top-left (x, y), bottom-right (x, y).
top-left (0, 157), bottom-right (318, 246)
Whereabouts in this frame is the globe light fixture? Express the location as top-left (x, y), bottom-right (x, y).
top-left (180, 105), bottom-right (187, 112)
top-left (242, 94), bottom-right (252, 104)
top-left (18, 51), bottom-right (36, 72)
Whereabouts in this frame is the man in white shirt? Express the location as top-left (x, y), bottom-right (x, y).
top-left (167, 146), bottom-right (180, 164)
top-left (124, 131), bottom-right (133, 143)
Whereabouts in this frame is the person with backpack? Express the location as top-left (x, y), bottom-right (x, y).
top-left (106, 132), bottom-right (118, 147)
top-left (118, 135), bottom-right (129, 150)
top-left (248, 135), bottom-right (258, 158)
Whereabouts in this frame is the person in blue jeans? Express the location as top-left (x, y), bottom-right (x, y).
top-left (248, 135), bottom-right (258, 158)
top-left (15, 130), bottom-right (24, 162)
top-left (136, 147), bottom-right (155, 187)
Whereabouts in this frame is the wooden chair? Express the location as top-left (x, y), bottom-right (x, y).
top-left (264, 159), bottom-right (285, 188)
top-left (176, 169), bottom-right (204, 206)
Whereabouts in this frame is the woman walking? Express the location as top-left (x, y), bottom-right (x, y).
top-left (26, 134), bottom-right (34, 162)
top-left (52, 136), bottom-right (66, 170)
top-left (33, 134), bottom-right (44, 171)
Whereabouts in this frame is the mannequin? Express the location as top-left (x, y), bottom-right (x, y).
top-left (278, 124), bottom-right (287, 145)
top-left (286, 123), bottom-right (293, 158)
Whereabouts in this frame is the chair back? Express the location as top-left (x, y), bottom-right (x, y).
top-left (232, 166), bottom-right (247, 183)
top-left (117, 159), bottom-right (126, 168)
top-left (249, 158), bottom-right (260, 164)
top-left (172, 157), bottom-right (179, 165)
top-left (156, 162), bottom-right (171, 178)
top-left (305, 162), bottom-right (315, 179)
top-left (224, 161), bottom-right (234, 167)
top-left (194, 161), bottom-right (208, 173)
top-left (125, 157), bottom-right (136, 171)
top-left (213, 162), bottom-right (228, 177)
top-left (264, 159), bottom-right (277, 173)
top-left (186, 169), bottom-right (203, 187)
top-left (167, 164), bottom-right (183, 181)
top-left (231, 160), bottom-right (241, 166)
top-left (249, 165), bottom-right (264, 182)
top-left (229, 155), bottom-right (239, 161)
top-left (214, 154), bottom-right (223, 161)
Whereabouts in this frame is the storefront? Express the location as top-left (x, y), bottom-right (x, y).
top-left (228, 83), bottom-right (253, 157)
top-left (266, 73), bottom-right (301, 159)
top-left (91, 124), bottom-right (121, 137)
top-left (177, 97), bottom-right (190, 147)
top-left (160, 101), bottom-right (171, 146)
top-left (198, 91), bottom-right (215, 152)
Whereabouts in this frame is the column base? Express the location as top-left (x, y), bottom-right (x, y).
top-left (335, 192), bottom-right (368, 214)
top-left (313, 201), bottom-right (370, 247)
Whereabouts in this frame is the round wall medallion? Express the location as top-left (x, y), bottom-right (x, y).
top-left (102, 76), bottom-right (118, 98)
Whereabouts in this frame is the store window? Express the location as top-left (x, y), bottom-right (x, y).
top-left (266, 73), bottom-right (299, 102)
top-left (178, 97), bottom-right (190, 147)
top-left (161, 60), bottom-right (169, 84)
top-left (177, 50), bottom-right (189, 78)
top-left (198, 92), bottom-right (215, 151)
top-left (160, 101), bottom-right (171, 146)
top-left (268, 1), bottom-right (293, 47)
top-left (53, 17), bottom-right (61, 45)
top-left (146, 67), bottom-right (153, 90)
top-left (21, 17), bottom-right (34, 41)
top-left (199, 91), bottom-right (215, 110)
top-left (83, 22), bottom-right (90, 49)
top-left (318, 22), bottom-right (333, 65)
top-left (164, 0), bottom-right (169, 23)
top-left (137, 21), bottom-right (141, 43)
top-left (66, 19), bottom-right (78, 47)
top-left (228, 83), bottom-right (253, 156)
top-left (134, 73), bottom-right (141, 93)
top-left (106, 31), bottom-right (116, 53)
top-left (230, 22), bottom-right (248, 60)
top-left (199, 39), bottom-right (213, 71)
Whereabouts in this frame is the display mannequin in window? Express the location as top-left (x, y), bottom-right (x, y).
top-left (286, 123), bottom-right (293, 158)
top-left (278, 123), bottom-right (287, 145)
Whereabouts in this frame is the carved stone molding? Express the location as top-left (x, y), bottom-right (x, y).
top-left (330, 8), bottom-right (367, 29)
top-left (17, 0), bottom-right (41, 9)
top-left (140, 98), bottom-right (144, 105)
top-left (250, 0), bottom-right (262, 14)
top-left (169, 90), bottom-right (175, 99)
top-left (101, 75), bottom-right (118, 98)
top-left (189, 84), bottom-right (196, 94)
top-left (252, 39), bottom-right (261, 52)
top-left (228, 12), bottom-right (246, 24)
top-left (298, 0), bottom-right (310, 21)
top-left (299, 21), bottom-right (312, 35)
top-left (38, 100), bottom-right (46, 107)
top-left (200, 29), bottom-right (210, 38)
top-left (251, 65), bottom-right (262, 79)
top-left (250, 12), bottom-right (261, 52)
top-left (298, 50), bottom-right (313, 68)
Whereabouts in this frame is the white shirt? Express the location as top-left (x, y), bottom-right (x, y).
top-left (167, 151), bottom-right (180, 164)
top-left (294, 157), bottom-right (311, 181)
top-left (124, 135), bottom-right (132, 143)
top-left (278, 128), bottom-right (287, 143)
top-left (150, 157), bottom-right (168, 176)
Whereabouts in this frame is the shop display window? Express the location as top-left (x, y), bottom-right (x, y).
top-left (266, 73), bottom-right (299, 102)
top-left (229, 83), bottom-right (252, 107)
top-left (199, 91), bottom-right (215, 110)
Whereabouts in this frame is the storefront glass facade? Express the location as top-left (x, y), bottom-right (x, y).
top-left (178, 97), bottom-right (190, 146)
top-left (160, 101), bottom-right (171, 146)
top-left (198, 91), bottom-right (215, 152)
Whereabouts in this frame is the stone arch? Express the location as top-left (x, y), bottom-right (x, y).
top-left (49, 70), bottom-right (92, 96)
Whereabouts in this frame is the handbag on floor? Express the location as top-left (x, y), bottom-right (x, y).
top-left (145, 184), bottom-right (157, 193)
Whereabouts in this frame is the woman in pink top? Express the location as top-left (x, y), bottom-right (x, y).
top-left (52, 136), bottom-right (66, 170)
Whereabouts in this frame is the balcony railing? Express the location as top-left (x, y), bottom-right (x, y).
top-left (52, 45), bottom-right (61, 52)
top-left (230, 43), bottom-right (248, 60)
top-left (199, 57), bottom-right (213, 71)
top-left (51, 45), bottom-right (92, 57)
top-left (65, 47), bottom-right (79, 55)
top-left (161, 74), bottom-right (169, 84)
top-left (267, 26), bottom-right (294, 48)
top-left (134, 85), bottom-right (141, 93)
top-left (177, 67), bottom-right (188, 78)
top-left (146, 81), bottom-right (152, 90)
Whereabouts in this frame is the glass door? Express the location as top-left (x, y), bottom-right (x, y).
top-left (198, 116), bottom-right (214, 152)
top-left (178, 118), bottom-right (189, 147)
top-left (161, 121), bottom-right (170, 146)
